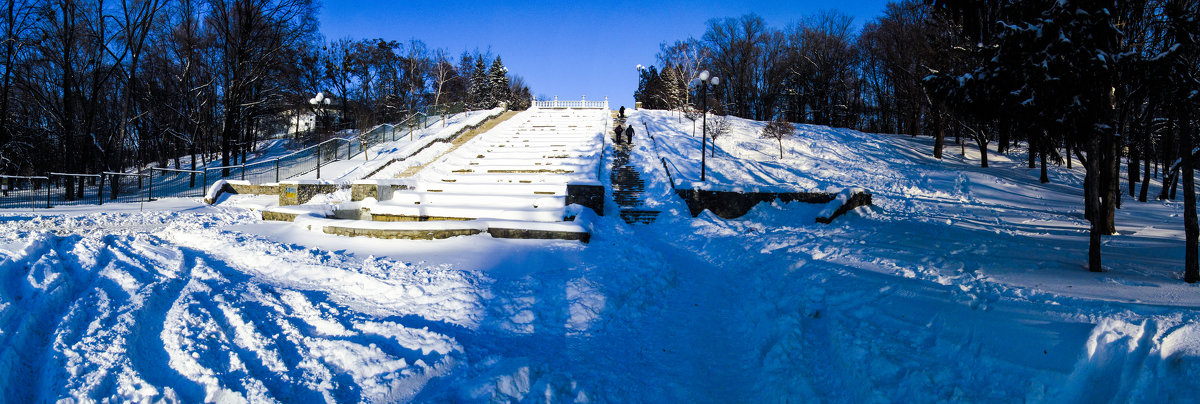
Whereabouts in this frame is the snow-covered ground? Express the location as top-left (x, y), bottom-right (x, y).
top-left (0, 108), bottom-right (1198, 402)
top-left (288, 109), bottom-right (502, 182)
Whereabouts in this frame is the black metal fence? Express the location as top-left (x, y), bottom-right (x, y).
top-left (0, 175), bottom-right (49, 209)
top-left (0, 111), bottom-right (456, 210)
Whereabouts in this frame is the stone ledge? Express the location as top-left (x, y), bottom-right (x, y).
top-left (321, 226), bottom-right (483, 240)
top-left (816, 190), bottom-right (873, 224)
top-left (486, 227), bottom-right (590, 242)
top-left (675, 189), bottom-right (835, 219)
top-left (278, 181), bottom-right (341, 206)
top-left (566, 184), bottom-right (605, 216)
top-left (229, 183), bottom-right (279, 195)
top-left (262, 210), bottom-right (303, 222)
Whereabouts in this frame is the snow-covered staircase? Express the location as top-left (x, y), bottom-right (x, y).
top-left (323, 107), bottom-right (609, 240)
top-left (611, 119), bottom-right (660, 225)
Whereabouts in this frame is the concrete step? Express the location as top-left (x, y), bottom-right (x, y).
top-left (619, 209), bottom-right (660, 225)
top-left (367, 203), bottom-right (566, 222)
top-left (381, 191), bottom-right (565, 209)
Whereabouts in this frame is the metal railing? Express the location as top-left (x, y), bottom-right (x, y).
top-left (0, 175), bottom-right (49, 209)
top-left (642, 117), bottom-right (682, 189)
top-left (0, 109), bottom-right (485, 210)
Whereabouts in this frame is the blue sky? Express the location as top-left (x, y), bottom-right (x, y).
top-left (319, 0), bottom-right (891, 108)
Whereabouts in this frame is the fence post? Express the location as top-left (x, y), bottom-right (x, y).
top-left (148, 171), bottom-right (154, 201)
top-left (275, 159), bottom-right (280, 182)
top-left (317, 146), bottom-right (322, 179)
top-left (46, 176), bottom-right (51, 208)
top-left (202, 169), bottom-right (208, 197)
top-left (240, 165), bottom-right (246, 181)
top-left (98, 174), bottom-right (105, 205)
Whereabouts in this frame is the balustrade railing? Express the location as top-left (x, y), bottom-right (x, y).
top-left (532, 97), bottom-right (610, 110)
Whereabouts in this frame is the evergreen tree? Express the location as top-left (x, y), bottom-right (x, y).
top-left (488, 57), bottom-right (511, 108)
top-left (634, 65), bottom-right (649, 106)
top-left (1162, 0), bottom-right (1200, 282)
top-left (645, 66), bottom-right (663, 109)
top-left (660, 65), bottom-right (685, 110)
top-left (468, 55), bottom-right (491, 109)
top-left (927, 0), bottom-right (1121, 273)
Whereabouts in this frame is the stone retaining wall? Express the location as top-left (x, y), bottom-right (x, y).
top-left (350, 182), bottom-right (410, 202)
top-left (815, 192), bottom-right (873, 224)
top-left (566, 184), bottom-right (605, 216)
top-left (279, 181), bottom-right (341, 206)
top-left (322, 226), bottom-right (483, 240)
top-left (261, 210), bottom-right (302, 222)
top-left (676, 189), bottom-right (835, 219)
top-left (228, 183), bottom-right (279, 195)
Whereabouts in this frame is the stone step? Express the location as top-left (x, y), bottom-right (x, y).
top-left (619, 209), bottom-right (660, 225)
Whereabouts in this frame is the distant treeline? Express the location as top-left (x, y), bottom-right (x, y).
top-left (0, 0), bottom-right (531, 178)
top-left (637, 0), bottom-right (1200, 279)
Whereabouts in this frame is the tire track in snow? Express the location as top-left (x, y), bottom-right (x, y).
top-left (158, 226), bottom-right (478, 402)
top-left (0, 233), bottom-right (79, 403)
top-left (0, 209), bottom-right (482, 401)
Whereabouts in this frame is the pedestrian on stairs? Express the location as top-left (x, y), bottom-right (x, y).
top-left (614, 124), bottom-right (625, 144)
top-left (625, 125), bottom-right (635, 144)
top-left (619, 106), bottom-right (626, 119)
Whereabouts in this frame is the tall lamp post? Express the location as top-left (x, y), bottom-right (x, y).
top-left (695, 70), bottom-right (719, 182)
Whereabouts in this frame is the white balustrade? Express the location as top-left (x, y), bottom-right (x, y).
top-left (531, 96), bottom-right (610, 110)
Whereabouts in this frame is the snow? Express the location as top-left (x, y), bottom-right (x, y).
top-left (285, 108), bottom-right (503, 183)
top-left (1, 108), bottom-right (1200, 401)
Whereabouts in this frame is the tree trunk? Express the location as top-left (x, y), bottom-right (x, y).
top-left (778, 139), bottom-right (783, 159)
top-left (933, 109), bottom-right (944, 159)
top-left (1040, 147), bottom-right (1049, 183)
top-left (1161, 166), bottom-right (1178, 200)
top-left (0, 0), bottom-right (15, 151)
top-left (978, 138), bottom-right (988, 168)
top-left (1129, 146), bottom-right (1139, 197)
top-left (997, 122), bottom-right (1009, 154)
top-left (1028, 137), bottom-right (1036, 169)
top-left (1184, 121), bottom-right (1198, 282)
top-left (1139, 149), bottom-right (1150, 202)
top-left (1066, 140), bottom-right (1072, 169)
top-left (1084, 144), bottom-right (1103, 272)
top-left (1172, 169), bottom-right (1180, 200)
top-left (1099, 127), bottom-right (1117, 234)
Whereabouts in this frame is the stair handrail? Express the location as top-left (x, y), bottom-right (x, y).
top-left (639, 117), bottom-right (681, 189)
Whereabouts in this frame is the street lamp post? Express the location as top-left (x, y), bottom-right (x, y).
top-left (696, 71), bottom-right (719, 182)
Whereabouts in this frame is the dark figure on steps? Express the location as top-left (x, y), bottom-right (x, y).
top-left (619, 106), bottom-right (626, 119)
top-left (625, 125), bottom-right (635, 144)
top-left (614, 124), bottom-right (625, 144)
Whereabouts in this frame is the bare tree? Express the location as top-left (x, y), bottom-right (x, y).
top-left (658, 37), bottom-right (706, 106)
top-left (761, 117), bottom-right (794, 159)
top-left (207, 0), bottom-right (318, 174)
top-left (429, 48), bottom-right (454, 110)
top-left (703, 14), bottom-right (769, 119)
top-left (708, 113), bottom-right (731, 157)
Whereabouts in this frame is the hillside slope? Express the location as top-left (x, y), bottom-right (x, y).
top-left (0, 108), bottom-right (1195, 402)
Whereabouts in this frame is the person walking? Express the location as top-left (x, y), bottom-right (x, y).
top-left (614, 124), bottom-right (625, 144)
top-left (625, 125), bottom-right (635, 144)
top-left (619, 106), bottom-right (626, 119)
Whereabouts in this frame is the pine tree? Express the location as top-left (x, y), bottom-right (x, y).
top-left (1162, 0), bottom-right (1200, 282)
top-left (660, 66), bottom-right (684, 110)
top-left (488, 57), bottom-right (511, 108)
top-left (928, 0), bottom-right (1121, 273)
top-left (468, 55), bottom-right (490, 109)
top-left (634, 65), bottom-right (650, 106)
top-left (645, 66), bottom-right (663, 109)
